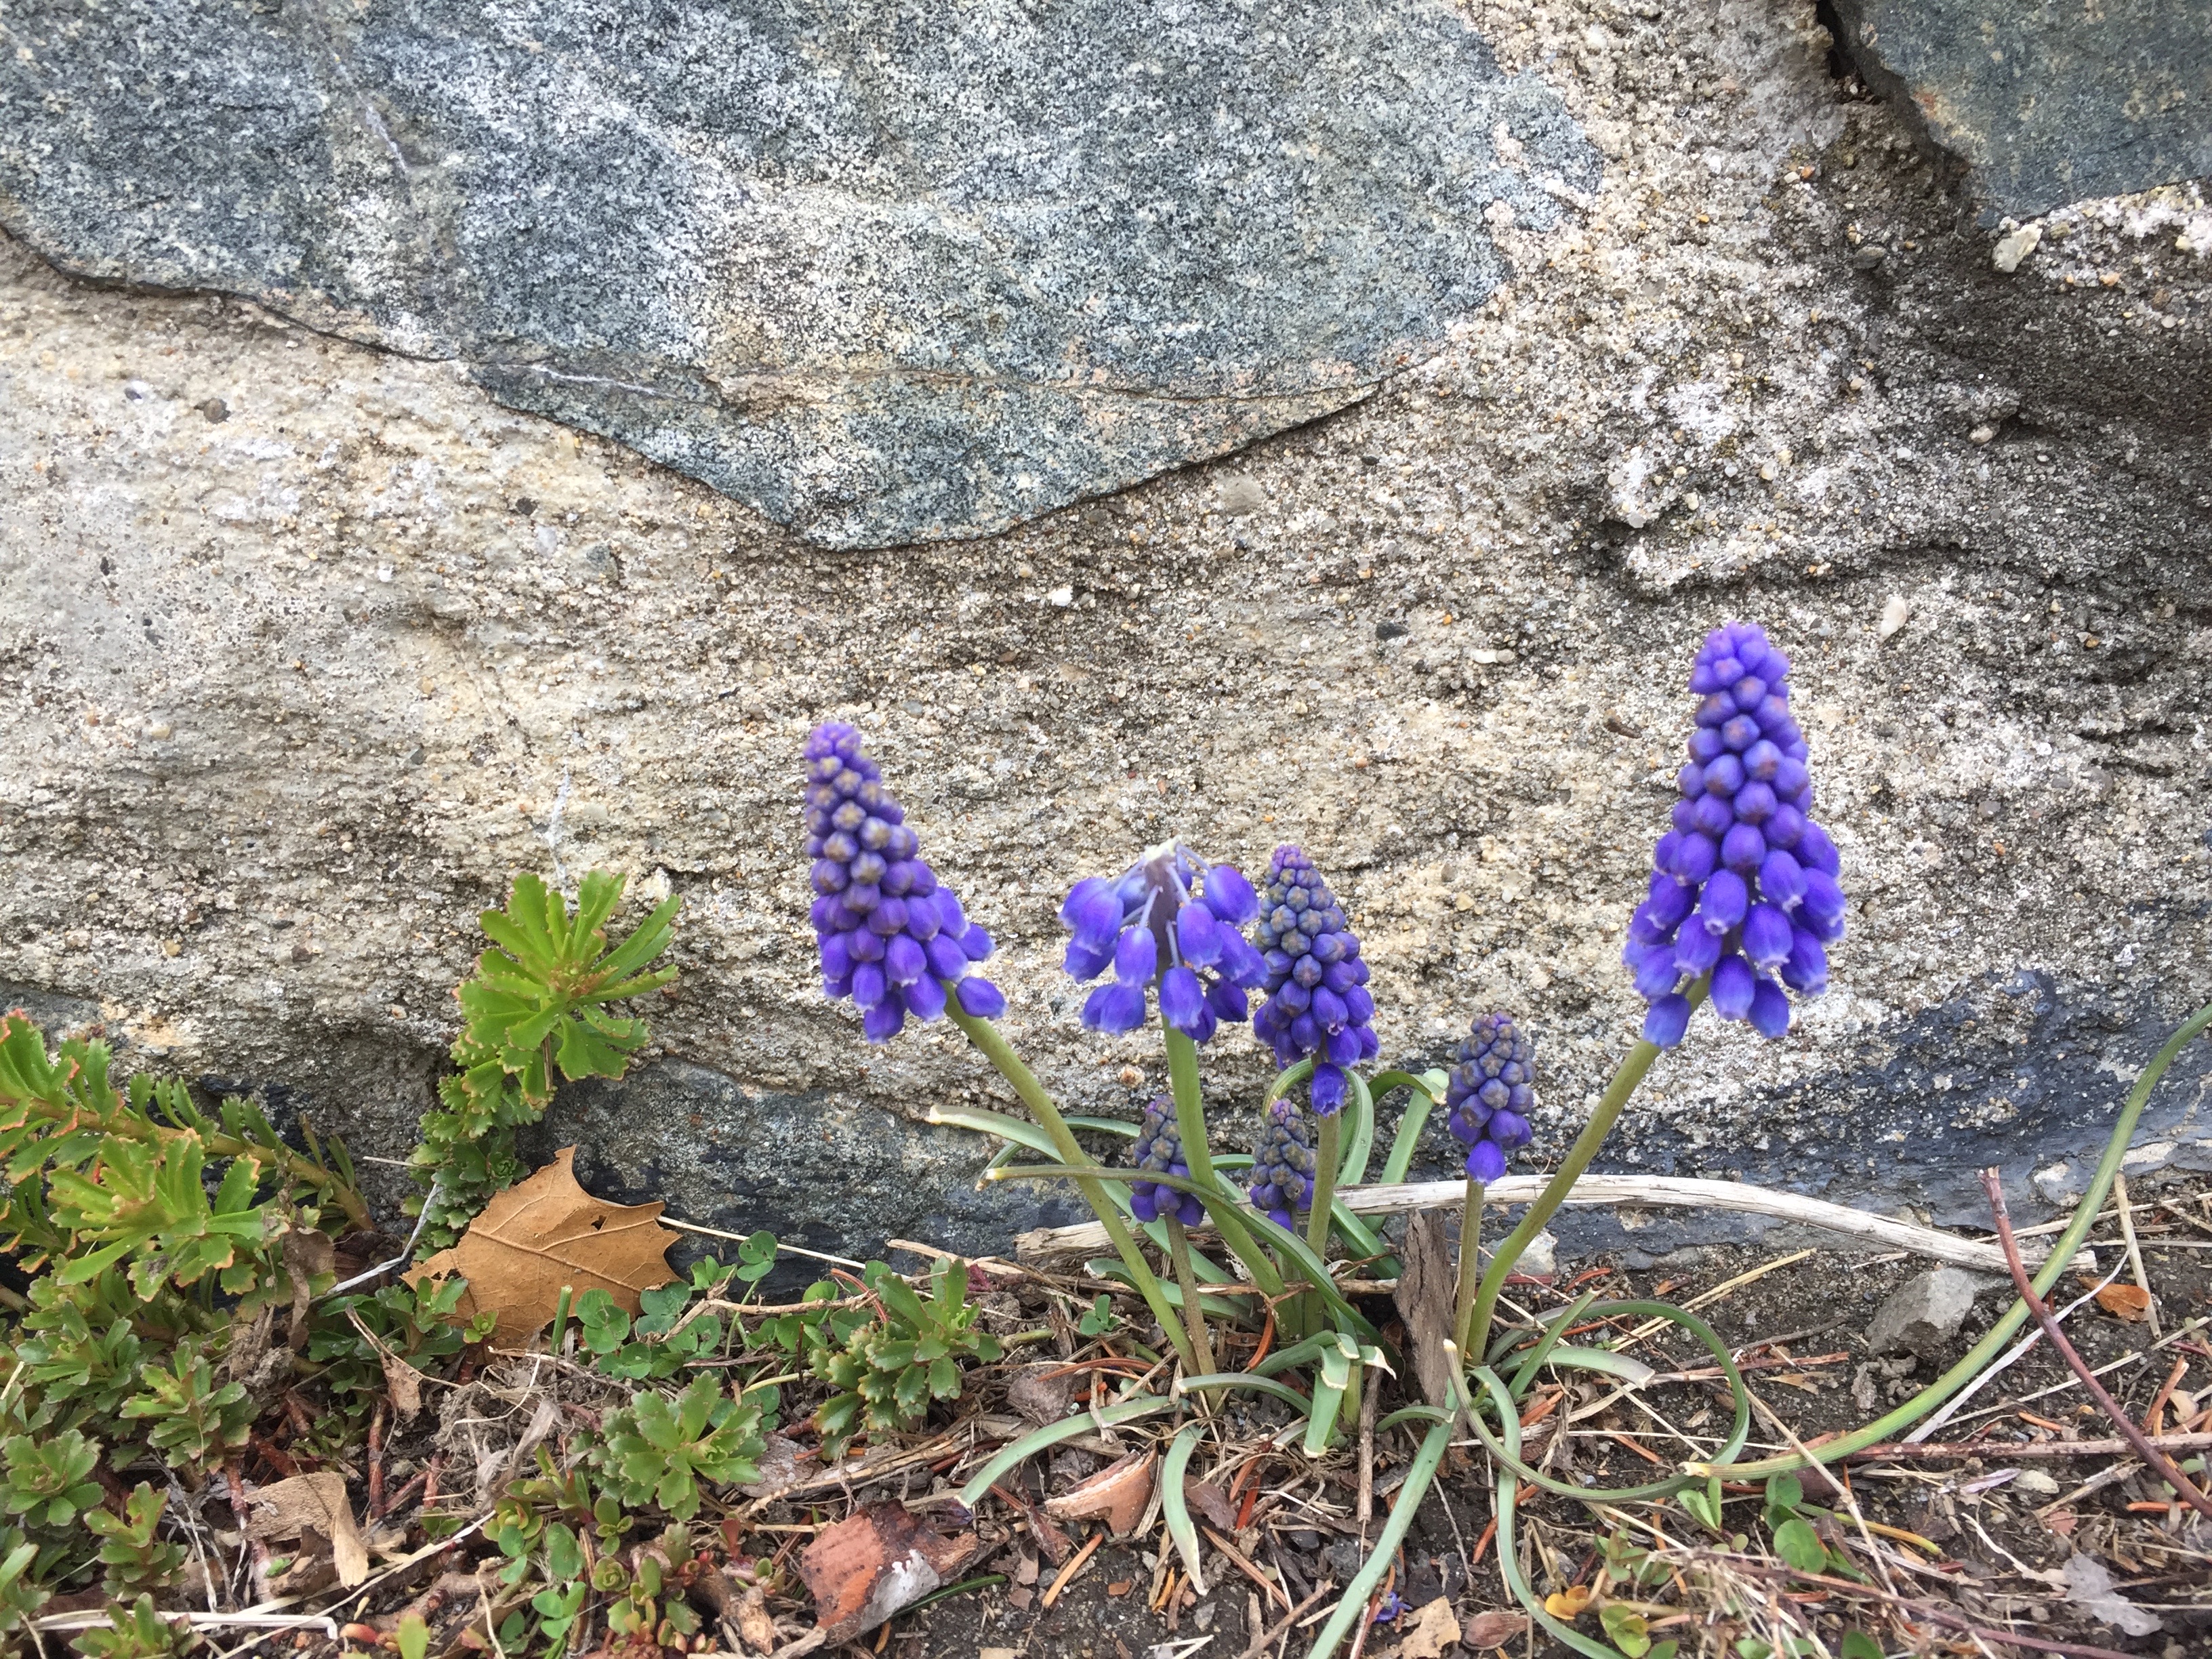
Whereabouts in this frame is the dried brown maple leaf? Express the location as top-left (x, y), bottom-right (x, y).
top-left (245, 1472), bottom-right (369, 1588)
top-left (405, 1146), bottom-right (677, 1345)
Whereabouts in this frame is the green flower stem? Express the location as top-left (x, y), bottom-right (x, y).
top-left (1463, 978), bottom-right (1708, 1366)
top-left (1162, 1025), bottom-right (1216, 1187)
top-left (1161, 1023), bottom-right (1275, 1277)
top-left (1306, 1111), bottom-right (1342, 1263)
top-left (1452, 1176), bottom-right (1484, 1357)
top-left (1163, 1214), bottom-right (1216, 1376)
top-left (1704, 996), bottom-right (2212, 1479)
top-left (946, 1005), bottom-right (1196, 1371)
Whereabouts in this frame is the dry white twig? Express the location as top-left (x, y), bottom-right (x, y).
top-left (1016, 1174), bottom-right (2092, 1273)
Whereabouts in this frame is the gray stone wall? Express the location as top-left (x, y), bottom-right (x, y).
top-left (2, 0), bottom-right (2209, 1258)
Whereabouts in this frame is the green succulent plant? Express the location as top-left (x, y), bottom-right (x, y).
top-left (117, 1351), bottom-right (253, 1471)
top-left (805, 1258), bottom-right (1001, 1454)
top-left (74, 1592), bottom-right (200, 1657)
top-left (408, 871), bottom-right (680, 1248)
top-left (1, 1430), bottom-right (103, 1529)
top-left (84, 1484), bottom-right (188, 1601)
top-left (594, 1377), bottom-right (765, 1521)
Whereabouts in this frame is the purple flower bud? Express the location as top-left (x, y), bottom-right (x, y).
top-left (884, 933), bottom-right (926, 986)
top-left (1781, 928), bottom-right (1828, 996)
top-left (1064, 939), bottom-right (1111, 981)
top-left (1634, 946), bottom-right (1683, 1000)
top-left (811, 859), bottom-right (848, 895)
top-left (1692, 795), bottom-right (1734, 838)
top-left (1465, 1139), bottom-right (1507, 1182)
top-left (1700, 869), bottom-right (1749, 932)
top-left (1758, 849), bottom-right (1806, 909)
top-left (1060, 877), bottom-right (1122, 950)
top-left (1176, 901), bottom-right (1223, 967)
top-left (1674, 922), bottom-right (1723, 977)
top-left (1721, 714), bottom-right (1760, 752)
top-left (1710, 954), bottom-right (1757, 1019)
top-left (848, 929), bottom-right (885, 964)
top-left (867, 896), bottom-right (907, 937)
top-left (1216, 929), bottom-right (1268, 989)
top-left (1678, 762), bottom-right (1706, 798)
top-left (955, 977), bottom-right (1007, 1018)
top-left (905, 895), bottom-right (942, 941)
top-left (1748, 979), bottom-right (1792, 1038)
top-left (1765, 804), bottom-right (1805, 850)
top-left (1689, 726), bottom-right (1726, 763)
top-left (1797, 821), bottom-right (1841, 877)
top-left (862, 1000), bottom-right (906, 1043)
top-left (1800, 867), bottom-right (1847, 933)
top-left (1206, 977), bottom-right (1250, 1021)
top-left (934, 886), bottom-right (969, 938)
top-left (1742, 903), bottom-right (1793, 968)
top-left (1629, 900), bottom-right (1678, 947)
top-left (903, 974), bottom-right (947, 1021)
top-left (820, 933), bottom-right (854, 981)
top-left (1734, 782), bottom-right (1778, 824)
top-left (1721, 823), bottom-right (1767, 873)
top-left (1704, 752), bottom-right (1746, 796)
top-left (1311, 986), bottom-right (1349, 1029)
top-left (1488, 1109), bottom-right (1532, 1151)
top-left (960, 923), bottom-right (993, 960)
top-left (1675, 832), bottom-right (1719, 884)
top-left (1159, 966), bottom-right (1208, 1033)
top-left (924, 933), bottom-right (970, 981)
top-left (1311, 1063), bottom-right (1347, 1117)
top-left (1114, 926), bottom-right (1158, 984)
top-left (1203, 863), bottom-right (1258, 925)
top-left (851, 962), bottom-right (888, 1010)
top-left (1647, 873), bottom-right (1695, 930)
top-left (1772, 756), bottom-right (1810, 800)
top-left (1082, 981), bottom-right (1147, 1033)
top-left (1743, 739), bottom-right (1782, 780)
top-left (1642, 994), bottom-right (1691, 1047)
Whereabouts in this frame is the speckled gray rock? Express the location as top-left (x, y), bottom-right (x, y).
top-left (1830, 1), bottom-right (2212, 220)
top-left (1, 0), bottom-right (2209, 1263)
top-left (0, 0), bottom-right (1597, 550)
top-left (1866, 1266), bottom-right (1982, 1357)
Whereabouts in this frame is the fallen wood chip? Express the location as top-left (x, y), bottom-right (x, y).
top-left (1044, 1449), bottom-right (1155, 1536)
top-left (798, 1501), bottom-right (978, 1643)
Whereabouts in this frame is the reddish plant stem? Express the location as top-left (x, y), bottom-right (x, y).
top-left (1982, 1167), bottom-right (2212, 1525)
top-left (367, 1397), bottom-right (388, 1520)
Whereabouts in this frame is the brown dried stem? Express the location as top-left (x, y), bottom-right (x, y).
top-left (1981, 1166), bottom-right (2212, 1526)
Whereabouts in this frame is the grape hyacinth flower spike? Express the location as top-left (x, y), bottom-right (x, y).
top-left (1446, 1012), bottom-right (1536, 1184)
top-left (1059, 842), bottom-right (1267, 1042)
top-left (1250, 846), bottom-right (1380, 1116)
top-left (1248, 1100), bottom-right (1318, 1230)
top-left (1626, 621), bottom-right (1846, 1048)
top-left (1128, 1097), bottom-right (1204, 1227)
top-left (803, 722), bottom-right (1004, 1043)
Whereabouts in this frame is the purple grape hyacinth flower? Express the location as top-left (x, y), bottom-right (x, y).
top-left (1250, 847), bottom-right (1380, 1116)
top-left (1129, 1097), bottom-right (1204, 1226)
top-left (804, 722), bottom-right (1004, 1044)
top-left (1248, 1099), bottom-right (1318, 1229)
top-left (1060, 842), bottom-right (1267, 1044)
top-left (1446, 1012), bottom-right (1535, 1182)
top-left (1626, 621), bottom-right (1845, 1047)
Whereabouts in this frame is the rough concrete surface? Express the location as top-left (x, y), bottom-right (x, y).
top-left (0, 0), bottom-right (1597, 550)
top-left (2, 0), bottom-right (2210, 1260)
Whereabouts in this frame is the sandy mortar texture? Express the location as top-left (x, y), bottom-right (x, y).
top-left (2, 0), bottom-right (2209, 1261)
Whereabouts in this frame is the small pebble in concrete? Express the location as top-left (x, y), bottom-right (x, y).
top-left (1879, 593), bottom-right (1911, 640)
top-left (1866, 1267), bottom-right (1980, 1358)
